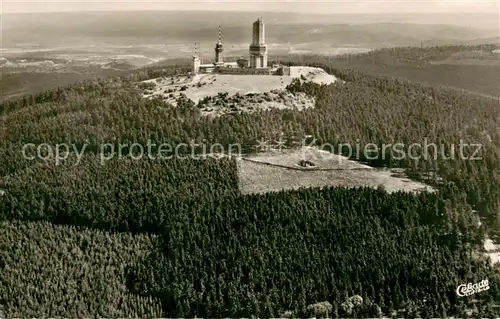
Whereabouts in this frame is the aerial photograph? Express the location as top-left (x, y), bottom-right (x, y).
top-left (0, 0), bottom-right (499, 317)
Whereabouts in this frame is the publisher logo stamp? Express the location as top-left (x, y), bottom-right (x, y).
top-left (456, 279), bottom-right (490, 297)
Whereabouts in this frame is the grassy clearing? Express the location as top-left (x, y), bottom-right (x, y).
top-left (237, 147), bottom-right (435, 195)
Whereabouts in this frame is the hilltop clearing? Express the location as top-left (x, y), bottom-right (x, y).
top-left (140, 66), bottom-right (336, 115)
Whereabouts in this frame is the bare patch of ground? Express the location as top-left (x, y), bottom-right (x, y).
top-left (182, 74), bottom-right (293, 104)
top-left (237, 147), bottom-right (436, 195)
top-left (142, 74), bottom-right (293, 105)
top-left (483, 238), bottom-right (500, 265)
top-left (289, 66), bottom-right (337, 85)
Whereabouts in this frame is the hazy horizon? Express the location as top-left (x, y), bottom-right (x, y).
top-left (2, 9), bottom-right (499, 16)
top-left (2, 0), bottom-right (498, 14)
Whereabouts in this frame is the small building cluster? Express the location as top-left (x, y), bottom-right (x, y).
top-left (193, 18), bottom-right (273, 75)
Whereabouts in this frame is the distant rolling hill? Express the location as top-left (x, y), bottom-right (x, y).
top-left (275, 44), bottom-right (500, 98)
top-left (1, 11), bottom-right (498, 100)
top-left (2, 11), bottom-right (497, 49)
top-left (0, 68), bottom-right (131, 102)
top-left (461, 36), bottom-right (500, 45)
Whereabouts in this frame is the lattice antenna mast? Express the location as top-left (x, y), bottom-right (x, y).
top-left (218, 25), bottom-right (222, 44)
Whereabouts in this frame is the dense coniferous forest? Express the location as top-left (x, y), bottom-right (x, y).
top-left (0, 220), bottom-right (163, 317)
top-left (0, 156), bottom-right (238, 233)
top-left (1, 45), bottom-right (500, 317)
top-left (126, 187), bottom-right (498, 317)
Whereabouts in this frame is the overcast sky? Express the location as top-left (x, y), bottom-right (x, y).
top-left (1, 0), bottom-right (498, 14)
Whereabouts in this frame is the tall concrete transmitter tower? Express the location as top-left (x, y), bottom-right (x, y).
top-left (214, 25), bottom-right (224, 66)
top-left (192, 42), bottom-right (201, 74)
top-left (249, 18), bottom-right (268, 68)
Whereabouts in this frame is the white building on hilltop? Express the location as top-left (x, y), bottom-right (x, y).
top-left (192, 19), bottom-right (271, 74)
